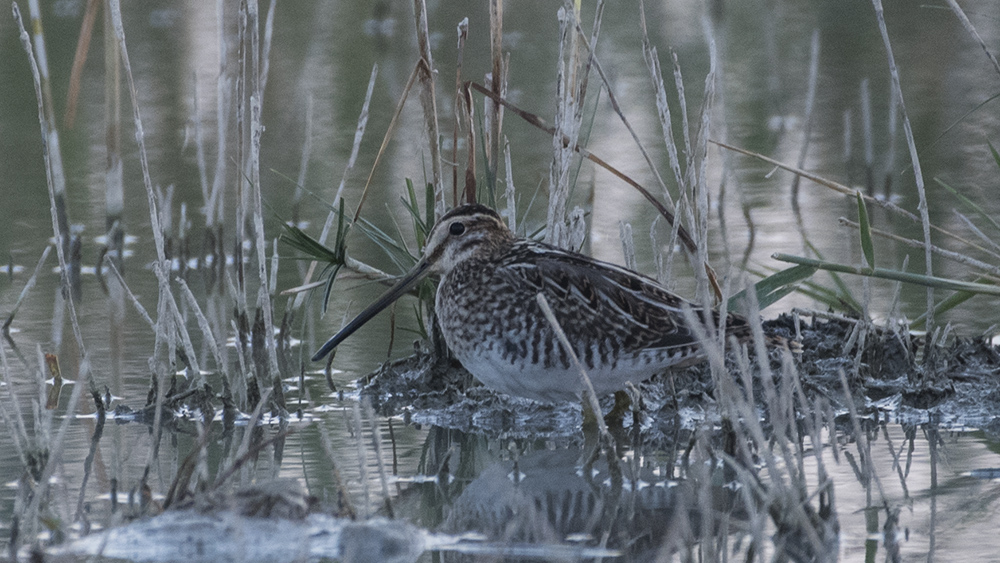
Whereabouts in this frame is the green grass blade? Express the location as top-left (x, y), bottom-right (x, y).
top-left (773, 253), bottom-right (1000, 296)
top-left (730, 264), bottom-right (818, 312)
top-left (935, 176), bottom-right (1000, 233)
top-left (805, 240), bottom-right (863, 314)
top-left (912, 290), bottom-right (976, 327)
top-left (279, 223), bottom-right (340, 263)
top-left (425, 180), bottom-right (435, 240)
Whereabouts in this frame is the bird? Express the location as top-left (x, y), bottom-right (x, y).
top-left (312, 203), bottom-right (749, 403)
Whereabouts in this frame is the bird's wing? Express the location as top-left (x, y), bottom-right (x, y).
top-left (496, 241), bottom-right (712, 354)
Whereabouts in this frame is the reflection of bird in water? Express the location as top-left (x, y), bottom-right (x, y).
top-left (314, 204), bottom-right (749, 403)
top-left (440, 447), bottom-right (690, 553)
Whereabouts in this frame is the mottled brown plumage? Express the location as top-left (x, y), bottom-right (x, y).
top-left (314, 204), bottom-right (748, 403)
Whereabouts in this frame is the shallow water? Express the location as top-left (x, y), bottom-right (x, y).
top-left (2, 1), bottom-right (1000, 561)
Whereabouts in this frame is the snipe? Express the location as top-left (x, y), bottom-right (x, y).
top-left (313, 204), bottom-right (749, 403)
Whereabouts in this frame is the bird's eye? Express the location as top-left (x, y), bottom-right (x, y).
top-left (449, 222), bottom-right (466, 236)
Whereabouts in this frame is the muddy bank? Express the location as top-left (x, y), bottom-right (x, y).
top-left (359, 313), bottom-right (1000, 437)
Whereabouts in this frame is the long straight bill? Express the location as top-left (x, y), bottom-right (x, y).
top-left (311, 258), bottom-right (431, 362)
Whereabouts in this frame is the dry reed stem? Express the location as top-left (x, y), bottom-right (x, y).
top-left (871, 0), bottom-right (935, 329)
top-left (534, 293), bottom-right (610, 440)
top-left (412, 0), bottom-right (444, 213)
top-left (316, 416), bottom-right (357, 519)
top-left (193, 73), bottom-right (211, 208)
top-left (575, 20), bottom-right (672, 209)
top-left (546, 4), bottom-right (580, 248)
top-left (363, 400), bottom-right (394, 518)
top-left (293, 94), bottom-right (314, 211)
top-left (244, 0), bottom-right (282, 387)
top-left (289, 65), bottom-right (378, 317)
top-left (352, 400), bottom-right (371, 518)
top-left (458, 82), bottom-right (477, 204)
top-left (259, 0), bottom-right (276, 93)
top-left (176, 278), bottom-right (226, 372)
top-left (487, 0), bottom-right (505, 195)
top-left (692, 27), bottom-right (717, 308)
top-left (24, 0), bottom-right (69, 247)
top-left (945, 0), bottom-right (1000, 78)
top-left (64, 0), bottom-right (100, 128)
top-left (619, 222), bottom-right (636, 271)
top-left (353, 62), bottom-right (422, 226)
top-left (207, 0), bottom-right (232, 227)
top-left (503, 138), bottom-right (517, 233)
top-left (468, 82), bottom-right (702, 258)
top-left (0, 333), bottom-right (29, 469)
top-left (453, 18), bottom-right (469, 206)
top-left (102, 257), bottom-right (154, 328)
top-left (14, 5), bottom-right (81, 344)
top-left (712, 140), bottom-right (995, 259)
top-left (791, 30), bottom-right (821, 212)
top-left (163, 282), bottom-right (202, 382)
top-left (107, 0), bottom-right (167, 268)
top-left (860, 78), bottom-right (874, 192)
top-left (953, 210), bottom-right (1000, 254)
top-left (3, 247), bottom-right (51, 332)
top-left (639, 2), bottom-right (681, 204)
top-left (839, 217), bottom-right (1000, 280)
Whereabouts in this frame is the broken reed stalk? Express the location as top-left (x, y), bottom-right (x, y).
top-left (459, 82), bottom-right (477, 205)
top-left (453, 18), bottom-right (468, 206)
top-left (546, 4), bottom-right (582, 248)
top-left (871, 0), bottom-right (935, 330)
top-left (412, 0), bottom-right (444, 215)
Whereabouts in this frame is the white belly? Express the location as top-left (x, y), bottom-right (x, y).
top-left (448, 341), bottom-right (664, 404)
